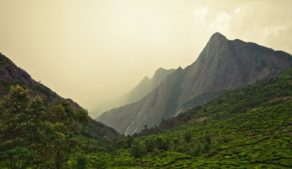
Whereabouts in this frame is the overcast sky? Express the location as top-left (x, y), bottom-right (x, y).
top-left (0, 0), bottom-right (291, 114)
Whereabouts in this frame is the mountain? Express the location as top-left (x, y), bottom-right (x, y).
top-left (91, 67), bottom-right (292, 169)
top-left (0, 52), bottom-right (118, 139)
top-left (121, 68), bottom-right (175, 105)
top-left (0, 53), bottom-right (59, 102)
top-left (97, 32), bottom-right (292, 135)
top-left (93, 67), bottom-right (175, 116)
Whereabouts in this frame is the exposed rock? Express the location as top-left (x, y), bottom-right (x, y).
top-left (97, 33), bottom-right (292, 135)
top-left (93, 67), bottom-right (175, 116)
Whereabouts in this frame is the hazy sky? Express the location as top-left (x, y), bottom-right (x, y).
top-left (0, 0), bottom-right (291, 114)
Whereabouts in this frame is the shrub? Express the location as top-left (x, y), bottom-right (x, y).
top-left (130, 142), bottom-right (146, 158)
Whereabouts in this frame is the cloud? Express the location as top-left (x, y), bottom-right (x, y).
top-left (234, 8), bottom-right (241, 13)
top-left (261, 25), bottom-right (287, 40)
top-left (209, 13), bottom-right (232, 34)
top-left (192, 7), bottom-right (209, 24)
top-left (192, 7), bottom-right (232, 35)
top-left (241, 24), bottom-right (289, 47)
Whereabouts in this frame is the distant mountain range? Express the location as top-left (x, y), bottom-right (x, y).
top-left (93, 67), bottom-right (175, 115)
top-left (0, 53), bottom-right (118, 139)
top-left (97, 32), bottom-right (292, 135)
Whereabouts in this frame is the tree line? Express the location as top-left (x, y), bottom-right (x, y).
top-left (0, 85), bottom-right (89, 169)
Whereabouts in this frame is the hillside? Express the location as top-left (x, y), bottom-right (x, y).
top-left (0, 52), bottom-right (118, 139)
top-left (97, 33), bottom-right (292, 135)
top-left (0, 53), bottom-right (120, 168)
top-left (88, 68), bottom-right (292, 169)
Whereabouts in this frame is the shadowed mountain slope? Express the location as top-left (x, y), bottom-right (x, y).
top-left (93, 68), bottom-right (174, 116)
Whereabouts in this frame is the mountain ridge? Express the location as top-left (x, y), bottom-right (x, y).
top-left (93, 67), bottom-right (175, 117)
top-left (97, 32), bottom-right (292, 135)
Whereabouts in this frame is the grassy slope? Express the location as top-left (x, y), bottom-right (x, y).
top-left (88, 68), bottom-right (292, 169)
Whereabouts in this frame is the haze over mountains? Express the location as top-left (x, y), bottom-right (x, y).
top-left (93, 68), bottom-right (175, 116)
top-left (1, 1), bottom-right (292, 167)
top-left (97, 32), bottom-right (292, 135)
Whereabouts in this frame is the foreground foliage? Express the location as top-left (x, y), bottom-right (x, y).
top-left (0, 85), bottom-right (90, 169)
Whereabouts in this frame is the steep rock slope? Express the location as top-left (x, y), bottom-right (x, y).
top-left (93, 68), bottom-right (174, 116)
top-left (97, 33), bottom-right (292, 135)
top-left (122, 68), bottom-right (175, 105)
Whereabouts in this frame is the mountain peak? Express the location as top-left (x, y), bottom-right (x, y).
top-left (195, 32), bottom-right (230, 63)
top-left (206, 32), bottom-right (228, 47)
top-left (205, 32), bottom-right (229, 50)
top-left (141, 76), bottom-right (150, 82)
top-left (155, 67), bottom-right (167, 74)
top-left (210, 32), bottom-right (227, 41)
top-left (152, 68), bottom-right (175, 80)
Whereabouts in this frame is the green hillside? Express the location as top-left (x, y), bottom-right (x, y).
top-left (87, 68), bottom-right (292, 169)
top-left (0, 85), bottom-right (118, 169)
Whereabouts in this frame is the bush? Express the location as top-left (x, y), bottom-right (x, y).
top-left (188, 144), bottom-right (201, 156)
top-left (130, 142), bottom-right (146, 158)
top-left (155, 136), bottom-right (170, 151)
top-left (183, 132), bottom-right (192, 143)
top-left (145, 138), bottom-right (156, 152)
top-left (144, 136), bottom-right (170, 154)
top-left (74, 154), bottom-right (88, 169)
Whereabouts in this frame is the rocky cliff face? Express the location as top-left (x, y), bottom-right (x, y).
top-left (93, 68), bottom-right (175, 116)
top-left (97, 33), bottom-right (292, 135)
top-left (119, 68), bottom-right (175, 107)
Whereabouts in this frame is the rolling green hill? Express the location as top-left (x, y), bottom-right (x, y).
top-left (87, 68), bottom-right (292, 169)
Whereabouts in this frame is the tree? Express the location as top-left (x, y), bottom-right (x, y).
top-left (155, 136), bottom-right (170, 151)
top-left (183, 132), bottom-right (192, 143)
top-left (73, 154), bottom-right (88, 169)
top-left (43, 101), bottom-right (88, 169)
top-left (0, 85), bottom-right (46, 169)
top-left (145, 138), bottom-right (156, 152)
top-left (204, 135), bottom-right (211, 144)
top-left (188, 144), bottom-right (201, 156)
top-left (0, 85), bottom-right (89, 169)
top-left (130, 142), bottom-right (146, 158)
top-left (202, 143), bottom-right (210, 155)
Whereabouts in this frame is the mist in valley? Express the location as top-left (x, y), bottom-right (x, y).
top-left (0, 0), bottom-right (291, 117)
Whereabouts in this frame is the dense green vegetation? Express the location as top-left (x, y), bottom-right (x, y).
top-left (0, 85), bottom-right (113, 169)
top-left (1, 68), bottom-right (292, 168)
